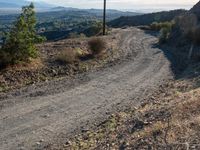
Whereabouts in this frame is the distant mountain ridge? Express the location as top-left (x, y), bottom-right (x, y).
top-left (108, 9), bottom-right (186, 27)
top-left (50, 6), bottom-right (141, 16)
top-left (51, 6), bottom-right (79, 11)
top-left (108, 1), bottom-right (200, 28)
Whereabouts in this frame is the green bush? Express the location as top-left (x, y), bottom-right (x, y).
top-left (150, 21), bottom-right (174, 31)
top-left (159, 27), bottom-right (172, 44)
top-left (0, 3), bottom-right (45, 67)
top-left (88, 38), bottom-right (106, 56)
top-left (153, 22), bottom-right (174, 44)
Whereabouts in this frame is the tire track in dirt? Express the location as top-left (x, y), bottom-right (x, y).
top-left (0, 28), bottom-right (172, 150)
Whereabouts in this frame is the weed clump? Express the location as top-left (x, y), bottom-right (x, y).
top-left (57, 49), bottom-right (78, 64)
top-left (149, 21), bottom-right (174, 44)
top-left (159, 26), bottom-right (172, 44)
top-left (88, 38), bottom-right (106, 56)
top-left (150, 21), bottom-right (174, 31)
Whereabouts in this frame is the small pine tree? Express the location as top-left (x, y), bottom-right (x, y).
top-left (0, 3), bottom-right (45, 65)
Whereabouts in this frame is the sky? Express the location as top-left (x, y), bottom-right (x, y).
top-left (31, 0), bottom-right (199, 12)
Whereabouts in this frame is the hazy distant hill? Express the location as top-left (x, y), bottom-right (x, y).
top-left (109, 9), bottom-right (186, 27)
top-left (51, 7), bottom-right (79, 11)
top-left (0, 0), bottom-right (53, 9)
top-left (50, 7), bottom-right (141, 16)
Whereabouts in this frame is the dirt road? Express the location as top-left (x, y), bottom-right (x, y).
top-left (0, 28), bottom-right (173, 150)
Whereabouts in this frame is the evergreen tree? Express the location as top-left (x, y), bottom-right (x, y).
top-left (0, 3), bottom-right (45, 65)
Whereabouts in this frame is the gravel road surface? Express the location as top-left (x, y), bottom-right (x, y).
top-left (0, 28), bottom-right (173, 150)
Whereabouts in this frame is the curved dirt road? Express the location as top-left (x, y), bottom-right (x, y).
top-left (0, 28), bottom-right (172, 150)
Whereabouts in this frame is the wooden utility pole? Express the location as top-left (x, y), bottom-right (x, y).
top-left (103, 0), bottom-right (106, 35)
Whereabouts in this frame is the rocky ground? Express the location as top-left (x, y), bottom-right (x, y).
top-left (50, 63), bottom-right (200, 150)
top-left (0, 29), bottom-right (120, 93)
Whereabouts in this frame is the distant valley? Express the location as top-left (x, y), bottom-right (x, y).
top-left (0, 6), bottom-right (141, 41)
top-left (0, 1), bottom-right (192, 42)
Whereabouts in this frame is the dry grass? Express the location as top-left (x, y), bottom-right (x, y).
top-left (0, 33), bottom-right (119, 93)
top-left (56, 48), bottom-right (78, 64)
top-left (150, 21), bottom-right (174, 31)
top-left (3, 58), bottom-right (44, 71)
top-left (58, 68), bottom-right (200, 150)
top-left (170, 88), bottom-right (200, 131)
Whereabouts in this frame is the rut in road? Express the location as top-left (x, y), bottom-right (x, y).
top-left (0, 28), bottom-right (173, 150)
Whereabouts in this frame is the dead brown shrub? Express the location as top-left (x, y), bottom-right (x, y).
top-left (88, 38), bottom-right (106, 56)
top-left (57, 49), bottom-right (78, 64)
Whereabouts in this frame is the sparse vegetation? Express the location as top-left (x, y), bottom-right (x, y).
top-left (0, 3), bottom-right (45, 67)
top-left (159, 25), bottom-right (173, 44)
top-left (56, 49), bottom-right (78, 64)
top-left (149, 21), bottom-right (174, 44)
top-left (88, 38), bottom-right (106, 56)
top-left (150, 21), bottom-right (174, 31)
top-left (0, 33), bottom-right (117, 92)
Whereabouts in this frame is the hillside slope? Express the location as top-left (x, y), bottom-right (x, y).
top-left (109, 9), bottom-right (186, 27)
top-left (190, 1), bottom-right (200, 19)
